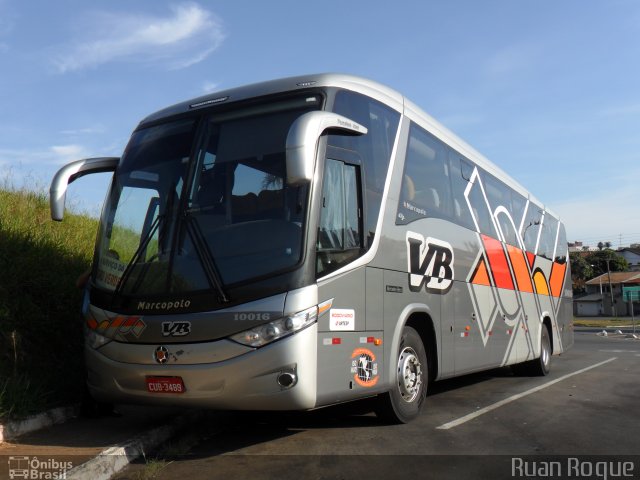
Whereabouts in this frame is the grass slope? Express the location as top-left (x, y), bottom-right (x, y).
top-left (0, 188), bottom-right (99, 420)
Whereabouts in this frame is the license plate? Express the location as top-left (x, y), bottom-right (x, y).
top-left (146, 376), bottom-right (186, 394)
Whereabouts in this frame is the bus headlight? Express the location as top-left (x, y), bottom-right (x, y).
top-left (230, 306), bottom-right (318, 347)
top-left (85, 328), bottom-right (111, 349)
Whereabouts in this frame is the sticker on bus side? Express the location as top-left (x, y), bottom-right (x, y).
top-left (350, 348), bottom-right (379, 387)
top-left (329, 309), bottom-right (355, 331)
top-left (406, 232), bottom-right (454, 294)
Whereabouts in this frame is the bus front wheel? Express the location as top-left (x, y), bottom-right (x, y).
top-left (375, 326), bottom-right (427, 424)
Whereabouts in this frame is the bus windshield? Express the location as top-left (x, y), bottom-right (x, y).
top-left (94, 97), bottom-right (318, 296)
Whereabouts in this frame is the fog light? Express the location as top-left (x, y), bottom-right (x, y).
top-left (277, 372), bottom-right (297, 388)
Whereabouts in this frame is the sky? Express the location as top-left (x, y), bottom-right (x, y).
top-left (1, 0), bottom-right (639, 247)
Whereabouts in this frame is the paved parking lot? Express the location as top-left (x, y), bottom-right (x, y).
top-left (114, 331), bottom-right (640, 479)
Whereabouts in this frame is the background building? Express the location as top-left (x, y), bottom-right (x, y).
top-left (574, 272), bottom-right (640, 316)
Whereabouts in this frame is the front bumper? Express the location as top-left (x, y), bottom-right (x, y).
top-left (86, 324), bottom-right (318, 410)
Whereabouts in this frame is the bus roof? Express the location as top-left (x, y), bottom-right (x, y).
top-left (139, 73), bottom-right (554, 220)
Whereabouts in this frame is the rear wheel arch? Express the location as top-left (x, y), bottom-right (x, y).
top-left (405, 312), bottom-right (438, 383)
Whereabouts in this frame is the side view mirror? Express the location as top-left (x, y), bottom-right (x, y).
top-left (50, 157), bottom-right (119, 221)
top-left (285, 111), bottom-right (367, 185)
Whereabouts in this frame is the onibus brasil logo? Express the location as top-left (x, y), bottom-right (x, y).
top-left (7, 456), bottom-right (73, 479)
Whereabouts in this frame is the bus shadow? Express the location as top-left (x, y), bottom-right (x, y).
top-left (428, 366), bottom-right (515, 397)
top-left (124, 369), bottom-right (520, 462)
top-left (141, 401), bottom-right (382, 460)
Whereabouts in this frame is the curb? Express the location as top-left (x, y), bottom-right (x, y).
top-left (594, 329), bottom-right (640, 339)
top-left (65, 411), bottom-right (199, 480)
top-left (0, 405), bottom-right (79, 443)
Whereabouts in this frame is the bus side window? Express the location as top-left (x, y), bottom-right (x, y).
top-left (484, 174), bottom-right (522, 246)
top-left (555, 223), bottom-right (568, 265)
top-left (331, 91), bottom-right (400, 249)
top-left (396, 123), bottom-right (453, 224)
top-left (539, 214), bottom-right (558, 260)
top-left (448, 152), bottom-right (475, 230)
top-left (521, 201), bottom-right (543, 253)
top-left (463, 168), bottom-right (499, 238)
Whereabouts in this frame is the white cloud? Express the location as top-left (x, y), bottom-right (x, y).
top-left (201, 81), bottom-right (219, 94)
top-left (52, 3), bottom-right (225, 73)
top-left (0, 144), bottom-right (89, 167)
top-left (60, 126), bottom-right (106, 136)
top-left (50, 144), bottom-right (89, 162)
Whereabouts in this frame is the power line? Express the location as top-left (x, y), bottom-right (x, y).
top-left (568, 232), bottom-right (640, 249)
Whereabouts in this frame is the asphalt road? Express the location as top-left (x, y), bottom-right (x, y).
top-left (114, 331), bottom-right (640, 479)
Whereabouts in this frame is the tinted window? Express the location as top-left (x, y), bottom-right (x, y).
top-left (511, 193), bottom-right (527, 230)
top-left (484, 175), bottom-right (527, 246)
top-left (555, 223), bottom-right (568, 264)
top-left (447, 152), bottom-right (475, 230)
top-left (464, 170), bottom-right (498, 238)
top-left (331, 91), bottom-right (400, 247)
top-left (521, 201), bottom-right (543, 253)
top-left (396, 123), bottom-right (453, 224)
top-left (539, 214), bottom-right (558, 260)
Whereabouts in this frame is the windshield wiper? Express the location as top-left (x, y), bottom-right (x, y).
top-left (111, 213), bottom-right (163, 300)
top-left (183, 214), bottom-right (230, 303)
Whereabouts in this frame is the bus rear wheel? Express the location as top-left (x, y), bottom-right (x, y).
top-left (375, 326), bottom-right (427, 424)
top-left (532, 324), bottom-right (552, 376)
top-left (512, 325), bottom-right (551, 377)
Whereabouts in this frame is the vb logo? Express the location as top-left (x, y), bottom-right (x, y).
top-left (406, 232), bottom-right (454, 293)
top-left (162, 321), bottom-right (191, 337)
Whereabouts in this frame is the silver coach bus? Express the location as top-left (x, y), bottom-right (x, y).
top-left (50, 74), bottom-right (573, 423)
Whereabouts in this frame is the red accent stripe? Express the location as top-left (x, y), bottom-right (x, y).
top-left (481, 235), bottom-right (515, 290)
top-left (526, 252), bottom-right (536, 269)
top-left (110, 316), bottom-right (124, 328)
top-left (123, 316), bottom-right (140, 327)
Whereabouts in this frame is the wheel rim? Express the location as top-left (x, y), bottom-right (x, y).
top-left (397, 347), bottom-right (422, 403)
top-left (541, 332), bottom-right (550, 368)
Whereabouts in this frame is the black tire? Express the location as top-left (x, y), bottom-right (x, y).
top-left (511, 325), bottom-right (551, 377)
top-left (375, 326), bottom-right (428, 424)
top-left (531, 324), bottom-right (552, 376)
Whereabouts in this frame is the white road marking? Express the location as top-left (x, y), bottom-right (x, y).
top-left (436, 357), bottom-right (618, 430)
top-left (599, 350), bottom-right (639, 353)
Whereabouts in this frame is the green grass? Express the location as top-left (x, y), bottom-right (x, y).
top-left (573, 317), bottom-right (639, 328)
top-left (131, 459), bottom-right (172, 480)
top-left (0, 186), bottom-right (99, 420)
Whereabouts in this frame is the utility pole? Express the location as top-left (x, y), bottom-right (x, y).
top-left (606, 257), bottom-right (615, 317)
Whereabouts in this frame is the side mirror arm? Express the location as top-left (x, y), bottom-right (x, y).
top-left (50, 157), bottom-right (119, 221)
top-left (285, 112), bottom-right (367, 185)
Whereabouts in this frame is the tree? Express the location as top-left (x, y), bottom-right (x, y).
top-left (570, 252), bottom-right (594, 294)
top-left (570, 253), bottom-right (594, 279)
top-left (570, 249), bottom-right (628, 294)
top-left (585, 249), bottom-right (628, 277)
